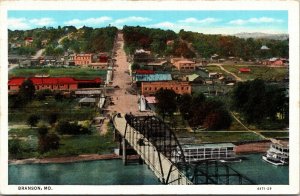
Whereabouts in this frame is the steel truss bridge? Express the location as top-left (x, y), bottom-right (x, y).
top-left (113, 114), bottom-right (255, 185)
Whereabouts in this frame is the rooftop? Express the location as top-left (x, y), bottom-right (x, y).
top-left (79, 97), bottom-right (96, 103)
top-left (135, 73), bottom-right (172, 82)
top-left (181, 143), bottom-right (236, 149)
top-left (8, 77), bottom-right (102, 86)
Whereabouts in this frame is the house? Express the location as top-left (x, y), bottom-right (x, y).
top-left (239, 68), bottom-right (251, 73)
top-left (166, 40), bottom-right (174, 46)
top-left (208, 72), bottom-right (222, 79)
top-left (133, 49), bottom-right (154, 63)
top-left (139, 95), bottom-right (157, 112)
top-left (144, 61), bottom-right (169, 71)
top-left (263, 58), bottom-right (287, 67)
top-left (88, 62), bottom-right (108, 70)
top-left (74, 54), bottom-right (93, 66)
top-left (24, 37), bottom-right (33, 46)
top-left (79, 97), bottom-right (97, 107)
top-left (173, 60), bottom-right (196, 71)
top-left (141, 81), bottom-right (191, 95)
top-left (8, 77), bottom-right (102, 93)
top-left (184, 74), bottom-right (206, 84)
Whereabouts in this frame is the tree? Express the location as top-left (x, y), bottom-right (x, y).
top-left (177, 93), bottom-right (192, 119)
top-left (131, 63), bottom-right (140, 71)
top-left (54, 91), bottom-right (64, 101)
top-left (203, 109), bottom-right (232, 130)
top-left (36, 89), bottom-right (52, 101)
top-left (37, 125), bottom-right (49, 136)
top-left (27, 114), bottom-right (40, 128)
top-left (37, 125), bottom-right (60, 153)
top-left (9, 138), bottom-right (23, 158)
top-left (55, 121), bottom-right (91, 135)
top-left (231, 79), bottom-right (288, 125)
top-left (48, 113), bottom-right (59, 126)
top-left (19, 79), bottom-right (35, 103)
top-left (155, 89), bottom-right (177, 120)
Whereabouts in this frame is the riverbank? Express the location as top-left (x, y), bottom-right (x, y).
top-left (9, 141), bottom-right (272, 165)
top-left (235, 141), bottom-right (271, 154)
top-left (9, 154), bottom-right (121, 165)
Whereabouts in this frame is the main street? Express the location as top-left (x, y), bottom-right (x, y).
top-left (107, 33), bottom-right (152, 115)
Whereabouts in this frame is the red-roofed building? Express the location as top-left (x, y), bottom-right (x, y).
top-left (239, 68), bottom-right (251, 73)
top-left (99, 53), bottom-right (109, 63)
top-left (135, 70), bottom-right (155, 74)
top-left (8, 77), bottom-right (102, 93)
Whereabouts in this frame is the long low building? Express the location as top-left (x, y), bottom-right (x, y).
top-left (141, 81), bottom-right (191, 95)
top-left (173, 143), bottom-right (237, 163)
top-left (8, 77), bottom-right (102, 93)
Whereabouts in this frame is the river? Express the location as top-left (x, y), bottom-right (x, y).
top-left (9, 154), bottom-right (288, 185)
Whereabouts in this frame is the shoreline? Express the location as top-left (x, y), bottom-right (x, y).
top-left (9, 141), bottom-right (277, 165)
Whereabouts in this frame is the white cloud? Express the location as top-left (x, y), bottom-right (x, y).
top-left (148, 22), bottom-right (176, 29)
top-left (113, 16), bottom-right (151, 24)
top-left (229, 17), bottom-right (283, 25)
top-left (29, 18), bottom-right (55, 26)
top-left (8, 17), bottom-right (31, 30)
top-left (178, 17), bottom-right (220, 24)
top-left (64, 17), bottom-right (112, 26)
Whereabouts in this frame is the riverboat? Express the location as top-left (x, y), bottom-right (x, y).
top-left (262, 142), bottom-right (289, 166)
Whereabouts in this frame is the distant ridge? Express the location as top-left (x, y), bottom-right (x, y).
top-left (233, 32), bottom-right (289, 40)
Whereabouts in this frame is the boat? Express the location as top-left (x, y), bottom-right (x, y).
top-left (219, 157), bottom-right (242, 163)
top-left (262, 142), bottom-right (289, 166)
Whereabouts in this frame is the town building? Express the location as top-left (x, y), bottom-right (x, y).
top-left (262, 58), bottom-right (288, 67)
top-left (173, 60), bottom-right (196, 71)
top-left (135, 73), bottom-right (172, 83)
top-left (141, 81), bottom-right (191, 95)
top-left (183, 73), bottom-right (206, 84)
top-left (8, 77), bottom-right (102, 93)
top-left (74, 54), bottom-right (93, 66)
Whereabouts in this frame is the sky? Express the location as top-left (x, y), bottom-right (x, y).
top-left (8, 10), bottom-right (288, 34)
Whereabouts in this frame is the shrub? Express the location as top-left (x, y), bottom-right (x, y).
top-left (55, 121), bottom-right (91, 135)
top-left (27, 114), bottom-right (40, 128)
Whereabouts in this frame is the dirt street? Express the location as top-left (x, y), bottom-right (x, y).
top-left (107, 33), bottom-right (152, 115)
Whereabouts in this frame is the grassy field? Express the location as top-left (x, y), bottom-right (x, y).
top-left (9, 67), bottom-right (107, 80)
top-left (258, 131), bottom-right (289, 139)
top-left (9, 97), bottom-right (97, 123)
top-left (205, 64), bottom-right (288, 81)
top-left (8, 123), bottom-right (118, 159)
top-left (193, 131), bottom-right (264, 143)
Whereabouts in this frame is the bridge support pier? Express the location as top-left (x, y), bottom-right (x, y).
top-left (122, 137), bottom-right (127, 165)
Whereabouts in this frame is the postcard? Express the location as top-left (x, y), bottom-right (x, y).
top-left (0, 0), bottom-right (299, 195)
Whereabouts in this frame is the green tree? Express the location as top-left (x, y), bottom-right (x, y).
top-left (9, 138), bottom-right (23, 158)
top-left (177, 93), bottom-right (192, 119)
top-left (131, 63), bottom-right (140, 71)
top-left (19, 79), bottom-right (35, 103)
top-left (231, 79), bottom-right (288, 125)
top-left (48, 113), bottom-right (59, 126)
top-left (27, 114), bottom-right (40, 128)
top-left (203, 109), bottom-right (232, 130)
top-left (56, 121), bottom-right (91, 135)
top-left (155, 89), bottom-right (177, 120)
top-left (38, 125), bottom-right (60, 153)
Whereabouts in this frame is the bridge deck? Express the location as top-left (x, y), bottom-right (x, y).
top-left (113, 114), bottom-right (193, 185)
